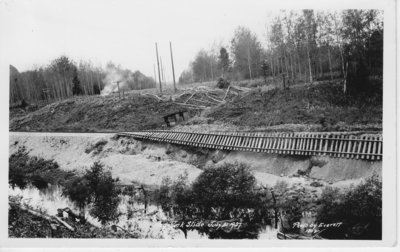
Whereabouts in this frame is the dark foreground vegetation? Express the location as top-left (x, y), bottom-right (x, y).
top-left (9, 198), bottom-right (134, 238)
top-left (155, 163), bottom-right (381, 239)
top-left (10, 147), bottom-right (121, 225)
top-left (9, 149), bottom-right (382, 239)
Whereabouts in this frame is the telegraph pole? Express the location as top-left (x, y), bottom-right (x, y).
top-left (153, 64), bottom-right (157, 85)
top-left (170, 42), bottom-right (177, 92)
top-left (155, 43), bottom-right (162, 94)
top-left (160, 57), bottom-right (165, 83)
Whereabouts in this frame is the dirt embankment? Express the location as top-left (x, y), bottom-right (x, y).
top-left (9, 132), bottom-right (202, 186)
top-left (9, 94), bottom-right (194, 132)
top-left (205, 82), bottom-right (382, 132)
top-left (9, 82), bottom-right (382, 134)
top-left (10, 132), bottom-right (381, 190)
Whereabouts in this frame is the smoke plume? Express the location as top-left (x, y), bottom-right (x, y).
top-left (101, 64), bottom-right (130, 96)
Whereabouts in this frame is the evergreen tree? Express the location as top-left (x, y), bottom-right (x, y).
top-left (72, 67), bottom-right (82, 95)
top-left (218, 47), bottom-right (230, 78)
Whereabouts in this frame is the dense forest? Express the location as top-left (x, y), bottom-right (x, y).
top-left (179, 10), bottom-right (383, 93)
top-left (9, 56), bottom-right (156, 106)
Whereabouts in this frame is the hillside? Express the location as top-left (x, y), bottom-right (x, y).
top-left (10, 94), bottom-right (193, 132)
top-left (9, 80), bottom-right (382, 133)
top-left (205, 82), bottom-right (382, 132)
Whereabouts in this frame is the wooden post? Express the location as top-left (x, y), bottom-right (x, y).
top-left (140, 185), bottom-right (148, 214)
top-left (153, 64), bottom-right (157, 87)
top-left (160, 57), bottom-right (165, 85)
top-left (170, 42), bottom-right (177, 93)
top-left (155, 43), bottom-right (163, 94)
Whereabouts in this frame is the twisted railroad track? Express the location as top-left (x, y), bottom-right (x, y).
top-left (117, 130), bottom-right (382, 161)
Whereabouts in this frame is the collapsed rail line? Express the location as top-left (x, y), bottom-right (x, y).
top-left (117, 130), bottom-right (382, 161)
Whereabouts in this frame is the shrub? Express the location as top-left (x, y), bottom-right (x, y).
top-left (192, 162), bottom-right (258, 220)
top-left (216, 78), bottom-right (230, 89)
top-left (62, 161), bottom-right (121, 224)
top-left (169, 172), bottom-right (193, 217)
top-left (84, 162), bottom-right (121, 224)
top-left (316, 174), bottom-right (382, 239)
top-left (156, 176), bottom-right (173, 213)
top-left (154, 163), bottom-right (270, 238)
top-left (190, 162), bottom-right (268, 238)
top-left (62, 176), bottom-right (92, 217)
top-left (9, 147), bottom-right (75, 190)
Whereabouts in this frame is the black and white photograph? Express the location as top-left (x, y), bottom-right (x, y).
top-left (0, 0), bottom-right (397, 248)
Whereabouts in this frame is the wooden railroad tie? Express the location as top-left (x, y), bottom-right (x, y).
top-left (117, 131), bottom-right (382, 161)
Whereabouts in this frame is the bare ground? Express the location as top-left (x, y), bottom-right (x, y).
top-left (9, 132), bottom-right (377, 191)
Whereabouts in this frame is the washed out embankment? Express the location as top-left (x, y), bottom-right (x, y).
top-left (9, 132), bottom-right (381, 189)
top-left (9, 132), bottom-right (201, 186)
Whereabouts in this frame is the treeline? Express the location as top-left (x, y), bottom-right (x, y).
top-left (179, 10), bottom-right (383, 93)
top-left (10, 56), bottom-right (156, 106)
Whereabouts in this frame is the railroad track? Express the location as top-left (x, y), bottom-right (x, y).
top-left (117, 130), bottom-right (382, 161)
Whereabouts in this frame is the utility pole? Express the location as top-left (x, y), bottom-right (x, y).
top-left (155, 43), bottom-right (162, 94)
top-left (160, 57), bottom-right (165, 84)
top-left (170, 42), bottom-right (177, 92)
top-left (160, 57), bottom-right (167, 90)
top-left (153, 64), bottom-right (157, 86)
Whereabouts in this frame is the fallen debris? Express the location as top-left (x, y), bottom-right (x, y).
top-left (223, 86), bottom-right (231, 101)
top-left (184, 92), bottom-right (197, 104)
top-left (10, 202), bottom-right (75, 232)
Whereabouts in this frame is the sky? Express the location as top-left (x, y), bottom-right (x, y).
top-left (0, 0), bottom-right (277, 83)
top-left (0, 0), bottom-right (388, 84)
